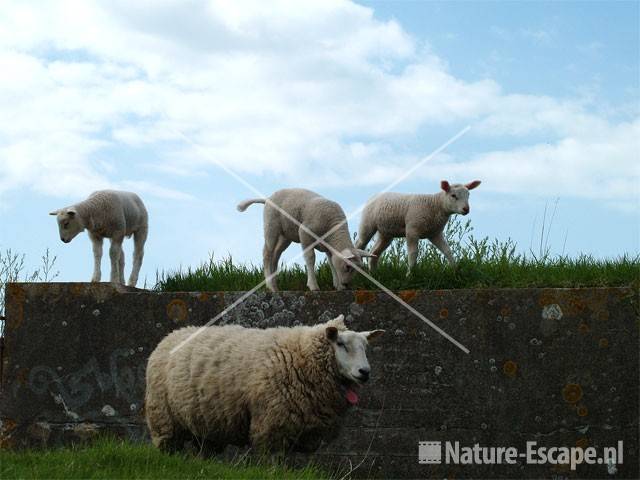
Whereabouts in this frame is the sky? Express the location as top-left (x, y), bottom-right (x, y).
top-left (0, 0), bottom-right (638, 286)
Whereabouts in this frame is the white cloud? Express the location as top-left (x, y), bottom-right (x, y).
top-left (0, 0), bottom-right (637, 206)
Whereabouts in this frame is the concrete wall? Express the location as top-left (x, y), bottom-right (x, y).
top-left (0, 283), bottom-right (638, 478)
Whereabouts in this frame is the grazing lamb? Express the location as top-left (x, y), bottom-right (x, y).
top-left (355, 180), bottom-right (481, 272)
top-left (237, 188), bottom-right (374, 291)
top-left (49, 190), bottom-right (148, 287)
top-left (145, 314), bottom-right (384, 453)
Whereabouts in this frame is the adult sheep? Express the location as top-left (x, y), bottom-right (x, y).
top-left (145, 315), bottom-right (384, 453)
top-left (356, 180), bottom-right (481, 272)
top-left (49, 190), bottom-right (148, 287)
top-left (237, 188), bottom-right (373, 291)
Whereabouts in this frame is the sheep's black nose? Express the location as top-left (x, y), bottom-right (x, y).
top-left (462, 206), bottom-right (470, 214)
top-left (358, 368), bottom-right (370, 381)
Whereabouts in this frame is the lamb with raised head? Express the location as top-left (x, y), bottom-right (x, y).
top-left (145, 315), bottom-right (384, 453)
top-left (49, 190), bottom-right (148, 287)
top-left (238, 188), bottom-right (373, 291)
top-left (355, 180), bottom-right (481, 272)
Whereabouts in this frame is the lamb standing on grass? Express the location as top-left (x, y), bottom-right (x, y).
top-left (355, 180), bottom-right (481, 272)
top-left (49, 190), bottom-right (148, 287)
top-left (145, 315), bottom-right (384, 453)
top-left (238, 188), bottom-right (374, 291)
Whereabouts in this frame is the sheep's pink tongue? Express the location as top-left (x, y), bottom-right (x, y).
top-left (345, 388), bottom-right (359, 405)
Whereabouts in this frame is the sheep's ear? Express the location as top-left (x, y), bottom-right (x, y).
top-left (354, 249), bottom-right (377, 258)
top-left (330, 314), bottom-right (346, 328)
top-left (326, 326), bottom-right (338, 342)
top-left (440, 180), bottom-right (451, 192)
top-left (466, 180), bottom-right (481, 190)
top-left (67, 208), bottom-right (77, 217)
top-left (364, 330), bottom-right (385, 343)
top-left (49, 210), bottom-right (59, 216)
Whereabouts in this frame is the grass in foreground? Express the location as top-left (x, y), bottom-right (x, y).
top-left (0, 438), bottom-right (327, 480)
top-left (155, 219), bottom-right (639, 292)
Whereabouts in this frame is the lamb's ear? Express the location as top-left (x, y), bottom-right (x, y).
top-left (440, 180), bottom-right (451, 192)
top-left (364, 330), bottom-right (385, 343)
top-left (354, 249), bottom-right (377, 258)
top-left (49, 210), bottom-right (59, 216)
top-left (326, 326), bottom-right (338, 342)
top-left (340, 248), bottom-right (356, 260)
top-left (465, 180), bottom-right (481, 190)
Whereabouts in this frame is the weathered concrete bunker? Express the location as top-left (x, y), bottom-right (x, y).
top-left (1, 283), bottom-right (638, 478)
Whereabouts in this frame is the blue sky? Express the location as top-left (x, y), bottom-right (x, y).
top-left (0, 0), bottom-right (638, 286)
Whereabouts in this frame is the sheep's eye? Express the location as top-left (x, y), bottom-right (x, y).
top-left (62, 222), bottom-right (69, 229)
top-left (336, 341), bottom-right (348, 351)
top-left (451, 194), bottom-right (458, 199)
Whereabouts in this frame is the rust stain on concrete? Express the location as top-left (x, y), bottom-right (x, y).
top-left (5, 284), bottom-right (25, 331)
top-left (500, 306), bottom-right (511, 316)
top-left (439, 308), bottom-right (449, 319)
top-left (166, 299), bottom-right (188, 322)
top-left (578, 323), bottom-right (590, 334)
top-left (503, 360), bottom-right (518, 378)
top-left (577, 405), bottom-right (589, 417)
top-left (355, 291), bottom-right (376, 305)
top-left (576, 437), bottom-right (589, 449)
top-left (398, 290), bottom-right (417, 303)
top-left (198, 292), bottom-right (210, 302)
top-left (562, 383), bottom-right (583, 404)
top-left (598, 338), bottom-right (609, 348)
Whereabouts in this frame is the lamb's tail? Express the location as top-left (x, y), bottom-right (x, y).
top-left (237, 198), bottom-right (266, 212)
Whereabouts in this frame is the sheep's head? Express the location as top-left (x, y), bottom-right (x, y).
top-left (440, 179), bottom-right (481, 215)
top-left (332, 248), bottom-right (376, 288)
top-left (325, 315), bottom-right (384, 403)
top-left (49, 208), bottom-right (84, 243)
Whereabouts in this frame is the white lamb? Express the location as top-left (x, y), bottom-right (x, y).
top-left (355, 180), bottom-right (481, 272)
top-left (49, 190), bottom-right (148, 287)
top-left (237, 188), bottom-right (373, 291)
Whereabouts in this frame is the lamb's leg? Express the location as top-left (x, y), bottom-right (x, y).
top-left (355, 222), bottom-right (376, 251)
top-left (406, 232), bottom-right (419, 275)
top-left (109, 235), bottom-right (124, 284)
top-left (263, 224), bottom-right (281, 291)
top-left (118, 245), bottom-right (125, 285)
top-left (128, 227), bottom-right (147, 287)
top-left (89, 234), bottom-right (103, 282)
top-left (270, 235), bottom-right (291, 274)
top-left (325, 251), bottom-right (342, 290)
top-left (369, 234), bottom-right (392, 271)
top-left (299, 232), bottom-right (320, 291)
top-left (430, 231), bottom-right (455, 266)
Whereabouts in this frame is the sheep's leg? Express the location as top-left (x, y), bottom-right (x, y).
top-left (118, 245), bottom-right (125, 285)
top-left (270, 235), bottom-right (291, 274)
top-left (263, 243), bottom-right (277, 292)
top-left (299, 233), bottom-right (320, 291)
top-left (406, 232), bottom-right (419, 275)
top-left (430, 232), bottom-right (455, 266)
top-left (355, 223), bottom-right (376, 251)
top-left (89, 233), bottom-right (103, 282)
top-left (369, 234), bottom-right (392, 271)
top-left (109, 235), bottom-right (124, 284)
top-left (128, 227), bottom-right (147, 287)
top-left (146, 393), bottom-right (183, 453)
top-left (325, 251), bottom-right (342, 290)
